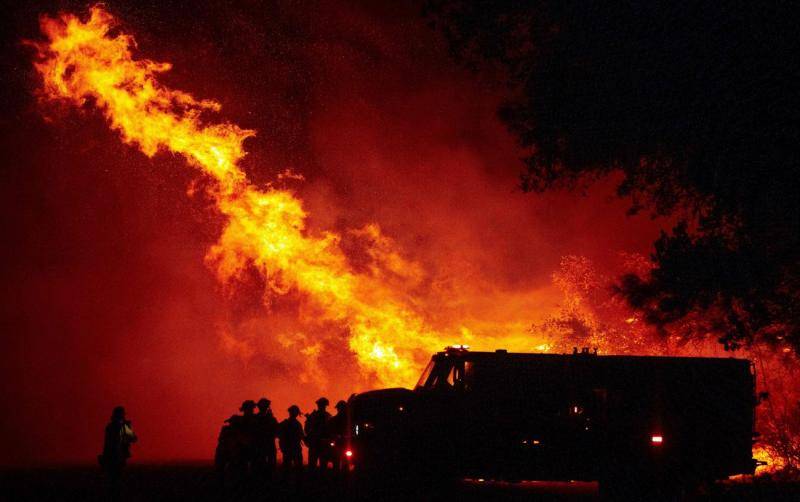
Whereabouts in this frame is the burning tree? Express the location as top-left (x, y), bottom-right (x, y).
top-left (536, 255), bottom-right (654, 355)
top-left (426, 2), bottom-right (800, 472)
top-left (29, 2), bottom-right (800, 475)
top-left (425, 0), bottom-right (800, 356)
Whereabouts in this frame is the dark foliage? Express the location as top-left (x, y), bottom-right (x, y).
top-left (425, 0), bottom-right (800, 352)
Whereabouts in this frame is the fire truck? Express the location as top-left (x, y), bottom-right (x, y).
top-left (346, 346), bottom-right (758, 496)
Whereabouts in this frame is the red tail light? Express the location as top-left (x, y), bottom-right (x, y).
top-left (651, 435), bottom-right (663, 444)
top-left (345, 449), bottom-right (353, 458)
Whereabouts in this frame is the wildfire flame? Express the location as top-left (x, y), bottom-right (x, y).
top-left (30, 6), bottom-right (800, 476)
top-left (32, 6), bottom-right (548, 386)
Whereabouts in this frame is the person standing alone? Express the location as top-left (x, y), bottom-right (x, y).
top-left (99, 406), bottom-right (137, 501)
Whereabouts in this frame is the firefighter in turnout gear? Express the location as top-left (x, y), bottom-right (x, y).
top-left (99, 406), bottom-right (137, 501)
top-left (329, 400), bottom-right (349, 472)
top-left (215, 400), bottom-right (258, 480)
top-left (278, 405), bottom-right (304, 474)
top-left (254, 397), bottom-right (278, 474)
top-left (305, 397), bottom-right (332, 471)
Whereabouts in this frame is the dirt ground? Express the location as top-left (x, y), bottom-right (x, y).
top-left (1, 463), bottom-right (799, 501)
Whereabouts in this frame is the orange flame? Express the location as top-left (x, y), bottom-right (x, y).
top-left (32, 7), bottom-right (800, 475)
top-left (33, 6), bottom-right (549, 386)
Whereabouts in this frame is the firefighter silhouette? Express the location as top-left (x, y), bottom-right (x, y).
top-left (99, 406), bottom-right (137, 501)
top-left (215, 400), bottom-right (258, 479)
top-left (329, 400), bottom-right (349, 471)
top-left (305, 397), bottom-right (333, 471)
top-left (254, 397), bottom-right (278, 474)
top-left (278, 405), bottom-right (305, 473)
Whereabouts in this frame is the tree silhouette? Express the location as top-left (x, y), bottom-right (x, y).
top-left (426, 0), bottom-right (800, 352)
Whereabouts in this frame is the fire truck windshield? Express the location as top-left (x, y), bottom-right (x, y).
top-left (415, 357), bottom-right (470, 391)
top-left (415, 360), bottom-right (435, 389)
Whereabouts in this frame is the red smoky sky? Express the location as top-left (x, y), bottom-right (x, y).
top-left (0, 0), bottom-right (667, 465)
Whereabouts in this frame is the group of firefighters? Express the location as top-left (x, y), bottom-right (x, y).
top-left (98, 398), bottom-right (349, 498)
top-left (214, 396), bottom-right (350, 478)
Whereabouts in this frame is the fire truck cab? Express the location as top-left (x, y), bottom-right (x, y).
top-left (347, 346), bottom-right (757, 495)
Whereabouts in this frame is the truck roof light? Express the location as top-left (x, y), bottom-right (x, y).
top-left (447, 344), bottom-right (469, 351)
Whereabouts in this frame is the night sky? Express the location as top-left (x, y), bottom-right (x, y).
top-left (0, 1), bottom-right (667, 465)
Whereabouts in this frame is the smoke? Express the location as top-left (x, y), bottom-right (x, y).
top-left (10, 2), bottom-right (796, 471)
top-left (32, 5), bottom-right (582, 394)
top-left (8, 4), bottom-right (630, 464)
